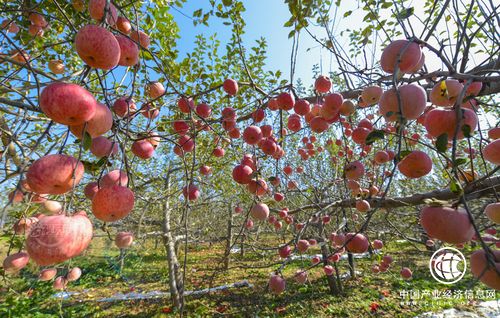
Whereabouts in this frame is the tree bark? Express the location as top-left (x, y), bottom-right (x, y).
top-left (320, 242), bottom-right (340, 295)
top-left (318, 222), bottom-right (341, 295)
top-left (162, 174), bottom-right (183, 309)
top-left (347, 252), bottom-right (356, 279)
top-left (284, 175), bottom-right (500, 214)
top-left (224, 203), bottom-right (233, 270)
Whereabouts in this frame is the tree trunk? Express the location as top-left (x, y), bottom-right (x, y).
top-left (136, 209), bottom-right (147, 238)
top-left (224, 203), bottom-right (233, 270)
top-left (334, 263), bottom-right (343, 293)
top-left (118, 248), bottom-right (125, 274)
top-left (318, 221), bottom-right (340, 295)
top-left (320, 242), bottom-right (340, 295)
top-left (162, 176), bottom-right (183, 309)
top-left (347, 252), bottom-right (355, 278)
top-left (240, 233), bottom-right (245, 257)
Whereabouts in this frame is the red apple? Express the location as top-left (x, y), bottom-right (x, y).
top-left (100, 169), bottom-right (128, 187)
top-left (400, 267), bottom-right (412, 279)
top-left (90, 136), bottom-right (118, 158)
top-left (84, 182), bottom-right (99, 200)
top-left (75, 24), bottom-right (120, 70)
top-left (250, 203), bottom-right (269, 221)
top-left (420, 206), bottom-right (474, 244)
top-left (88, 0), bottom-right (118, 25)
top-left (269, 274), bottom-right (285, 294)
top-left (113, 97), bottom-right (136, 117)
top-left (2, 251), bottom-right (30, 273)
top-left (66, 267), bottom-right (82, 281)
top-left (182, 184), bottom-right (200, 201)
top-left (116, 16), bottom-right (131, 34)
top-left (26, 211), bottom-right (93, 266)
top-left (470, 249), bottom-right (500, 289)
top-left (345, 233), bottom-right (369, 253)
top-left (40, 82), bottom-right (97, 125)
top-left (115, 232), bottom-right (134, 249)
top-left (39, 268), bottom-right (57, 281)
top-left (92, 186), bottom-right (135, 222)
top-left (131, 139), bottom-right (155, 159)
top-left (26, 154), bottom-right (84, 195)
top-left (223, 78), bottom-right (238, 96)
top-left (115, 34), bottom-right (139, 66)
top-left (70, 102), bottom-right (113, 138)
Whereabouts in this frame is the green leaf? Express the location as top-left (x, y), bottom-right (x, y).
top-left (365, 129), bottom-right (385, 145)
top-left (450, 179), bottom-right (463, 195)
top-left (435, 133), bottom-right (448, 152)
top-left (452, 158), bottom-right (468, 167)
top-left (396, 7), bottom-right (414, 19)
top-left (381, 2), bottom-right (392, 9)
top-left (193, 9), bottom-right (202, 17)
top-left (96, 157), bottom-right (108, 167)
top-left (461, 124), bottom-right (472, 138)
top-left (83, 132), bottom-right (92, 151)
top-left (397, 150), bottom-right (412, 162)
top-left (222, 0), bottom-right (232, 6)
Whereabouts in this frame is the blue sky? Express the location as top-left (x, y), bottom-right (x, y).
top-left (170, 1), bottom-right (484, 90)
top-left (171, 1), bottom-right (330, 87)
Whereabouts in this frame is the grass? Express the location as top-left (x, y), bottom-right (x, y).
top-left (0, 234), bottom-right (496, 317)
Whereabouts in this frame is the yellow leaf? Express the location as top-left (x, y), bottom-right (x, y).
top-left (439, 80), bottom-right (448, 97)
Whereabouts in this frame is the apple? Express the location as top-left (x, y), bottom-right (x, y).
top-left (297, 239), bottom-right (310, 253)
top-left (26, 211), bottom-right (93, 266)
top-left (70, 102), bottom-right (113, 138)
top-left (100, 169), bottom-right (128, 188)
top-left (223, 78), bottom-right (238, 96)
top-left (324, 265), bottom-right (335, 276)
top-left (88, 0), bottom-right (118, 25)
top-left (115, 35), bottom-right (139, 66)
top-left (470, 249), bottom-right (500, 289)
top-left (48, 60), bottom-right (65, 74)
top-left (131, 139), bottom-right (155, 159)
top-left (380, 40), bottom-right (422, 73)
top-left (243, 126), bottom-right (263, 145)
top-left (420, 206), bottom-right (474, 244)
top-left (294, 270), bottom-right (307, 284)
top-left (113, 97), bottom-right (136, 117)
top-left (53, 276), bottom-right (67, 290)
top-left (182, 184), bottom-right (200, 201)
top-left (66, 267), bottom-right (82, 281)
top-left (130, 30), bottom-right (150, 49)
top-left (116, 16), bottom-right (131, 34)
top-left (115, 232), bottom-right (134, 249)
top-left (75, 24), bottom-right (120, 70)
top-left (42, 200), bottom-right (63, 215)
top-left (92, 185), bottom-right (135, 222)
top-left (314, 75), bottom-right (332, 93)
top-left (90, 136), bottom-right (118, 158)
top-left (2, 251), bottom-right (30, 273)
top-left (345, 233), bottom-right (369, 253)
top-left (400, 267), bottom-right (412, 279)
top-left (84, 182), bottom-right (99, 200)
top-left (485, 202), bottom-right (500, 224)
top-left (269, 274), bottom-right (285, 294)
top-left (40, 82), bottom-right (97, 125)
top-left (26, 154), bottom-right (84, 195)
top-left (147, 82), bottom-right (165, 99)
top-left (39, 268), bottom-right (57, 281)
top-left (250, 203), bottom-right (269, 221)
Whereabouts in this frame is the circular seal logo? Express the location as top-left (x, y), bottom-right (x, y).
top-left (429, 247), bottom-right (467, 284)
